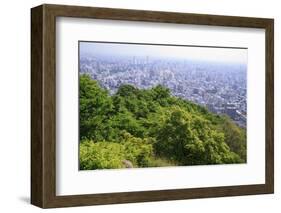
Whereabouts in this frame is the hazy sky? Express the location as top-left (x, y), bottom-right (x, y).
top-left (80, 41), bottom-right (247, 64)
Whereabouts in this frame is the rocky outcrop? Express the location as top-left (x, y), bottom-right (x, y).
top-left (122, 160), bottom-right (133, 168)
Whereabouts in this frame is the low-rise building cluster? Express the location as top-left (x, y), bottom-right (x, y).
top-left (80, 55), bottom-right (247, 128)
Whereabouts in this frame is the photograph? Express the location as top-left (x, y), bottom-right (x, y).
top-left (78, 41), bottom-right (247, 170)
top-left (30, 4), bottom-right (274, 208)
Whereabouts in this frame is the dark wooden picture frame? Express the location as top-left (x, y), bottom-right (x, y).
top-left (31, 4), bottom-right (274, 208)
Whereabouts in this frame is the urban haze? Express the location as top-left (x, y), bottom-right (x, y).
top-left (79, 42), bottom-right (247, 128)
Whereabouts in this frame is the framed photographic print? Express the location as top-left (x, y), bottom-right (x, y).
top-left (31, 4), bottom-right (274, 208)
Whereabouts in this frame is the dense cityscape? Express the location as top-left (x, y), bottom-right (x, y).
top-left (80, 54), bottom-right (247, 128)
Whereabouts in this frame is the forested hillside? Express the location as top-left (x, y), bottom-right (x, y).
top-left (79, 74), bottom-right (246, 170)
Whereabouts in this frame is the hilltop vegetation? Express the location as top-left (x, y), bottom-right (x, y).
top-left (79, 74), bottom-right (246, 170)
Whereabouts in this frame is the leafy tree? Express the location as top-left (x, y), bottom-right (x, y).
top-left (79, 133), bottom-right (154, 170)
top-left (120, 131), bottom-right (154, 167)
top-left (151, 85), bottom-right (171, 106)
top-left (155, 107), bottom-right (242, 165)
top-left (110, 111), bottom-right (145, 138)
top-left (218, 116), bottom-right (247, 161)
top-left (80, 140), bottom-right (125, 170)
top-left (116, 84), bottom-right (139, 97)
top-left (79, 74), bottom-right (114, 141)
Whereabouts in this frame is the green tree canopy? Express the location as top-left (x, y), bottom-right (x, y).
top-left (79, 74), bottom-right (246, 170)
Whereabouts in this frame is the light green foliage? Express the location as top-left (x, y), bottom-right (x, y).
top-left (155, 107), bottom-right (242, 165)
top-left (79, 132), bottom-right (154, 170)
top-left (217, 117), bottom-right (247, 161)
top-left (80, 140), bottom-right (125, 170)
top-left (120, 132), bottom-right (154, 167)
top-left (79, 74), bottom-right (247, 170)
